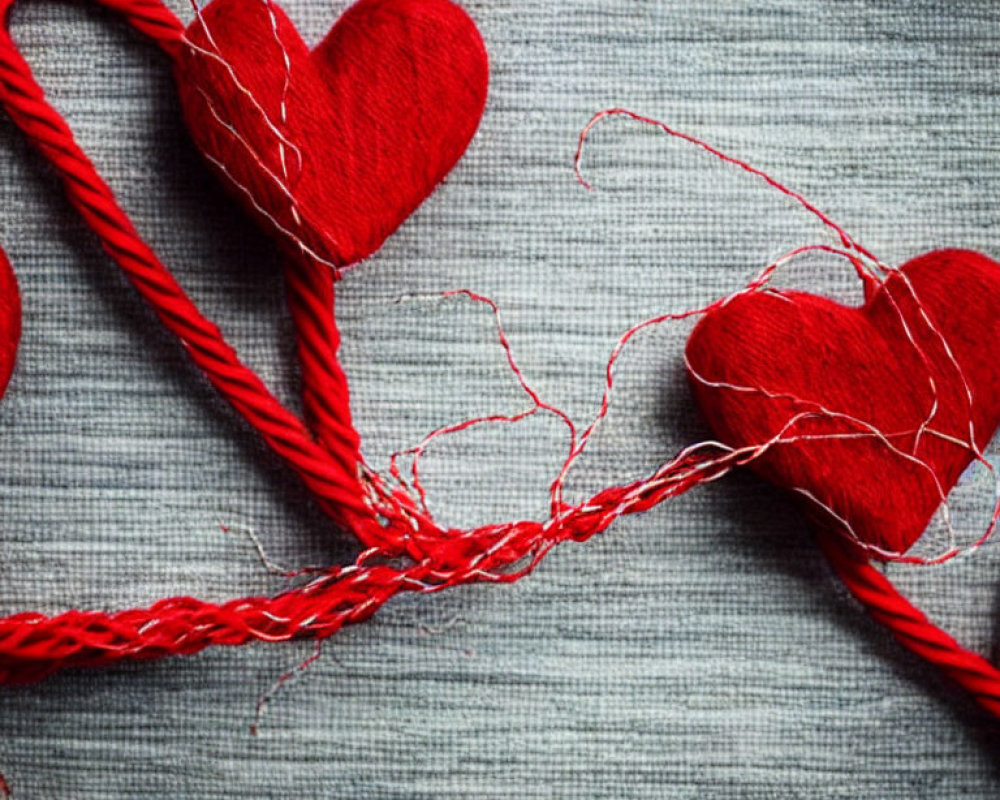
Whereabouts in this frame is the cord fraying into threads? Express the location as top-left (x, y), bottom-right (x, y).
top-left (251, 640), bottom-right (325, 736)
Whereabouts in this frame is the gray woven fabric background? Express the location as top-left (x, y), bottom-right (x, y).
top-left (0, 0), bottom-right (998, 796)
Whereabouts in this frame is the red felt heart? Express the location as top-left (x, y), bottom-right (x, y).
top-left (685, 249), bottom-right (1000, 558)
top-left (0, 248), bottom-right (19, 401)
top-left (173, 0), bottom-right (488, 268)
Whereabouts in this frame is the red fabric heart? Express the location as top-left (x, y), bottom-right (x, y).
top-left (173, 0), bottom-right (488, 268)
top-left (685, 249), bottom-right (1000, 558)
top-left (0, 249), bottom-right (19, 400)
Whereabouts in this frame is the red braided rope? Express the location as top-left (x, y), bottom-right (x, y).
top-left (0, 0), bottom-right (995, 726)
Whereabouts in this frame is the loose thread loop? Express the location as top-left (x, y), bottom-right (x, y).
top-left (574, 108), bottom-right (886, 276)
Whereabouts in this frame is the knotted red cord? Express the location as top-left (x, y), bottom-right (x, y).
top-left (0, 0), bottom-right (995, 725)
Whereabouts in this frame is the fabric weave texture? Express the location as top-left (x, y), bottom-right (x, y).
top-left (0, 0), bottom-right (998, 797)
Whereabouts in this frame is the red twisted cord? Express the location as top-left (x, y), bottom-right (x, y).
top-left (0, 0), bottom-right (390, 544)
top-left (818, 533), bottom-right (1000, 717)
top-left (68, 0), bottom-right (183, 51)
top-left (283, 257), bottom-right (360, 478)
top-left (0, 467), bottom-right (710, 684)
top-left (0, 0), bottom-right (995, 725)
top-left (283, 255), bottom-right (384, 538)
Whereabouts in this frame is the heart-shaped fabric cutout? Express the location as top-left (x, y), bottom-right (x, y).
top-left (685, 249), bottom-right (1000, 558)
top-left (0, 249), bottom-right (19, 401)
top-left (173, 0), bottom-right (489, 268)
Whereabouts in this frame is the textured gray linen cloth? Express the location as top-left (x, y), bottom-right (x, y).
top-left (0, 0), bottom-right (998, 797)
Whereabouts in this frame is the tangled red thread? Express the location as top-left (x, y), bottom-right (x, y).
top-left (0, 0), bottom-right (996, 724)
